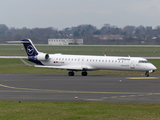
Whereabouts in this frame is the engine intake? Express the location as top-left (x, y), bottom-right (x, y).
top-left (35, 53), bottom-right (50, 61)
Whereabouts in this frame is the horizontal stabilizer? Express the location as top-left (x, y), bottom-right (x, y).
top-left (7, 41), bottom-right (30, 44)
top-left (20, 59), bottom-right (33, 66)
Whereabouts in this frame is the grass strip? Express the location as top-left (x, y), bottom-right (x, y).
top-left (0, 101), bottom-right (160, 120)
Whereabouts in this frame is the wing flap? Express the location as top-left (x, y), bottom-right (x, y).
top-left (35, 65), bottom-right (93, 71)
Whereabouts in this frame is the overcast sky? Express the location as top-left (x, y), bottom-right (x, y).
top-left (0, 0), bottom-right (160, 30)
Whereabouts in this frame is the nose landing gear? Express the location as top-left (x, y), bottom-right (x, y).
top-left (145, 71), bottom-right (149, 77)
top-left (145, 70), bottom-right (155, 77)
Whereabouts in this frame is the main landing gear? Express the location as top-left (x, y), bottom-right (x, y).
top-left (68, 71), bottom-right (88, 76)
top-left (81, 71), bottom-right (88, 76)
top-left (68, 71), bottom-right (74, 76)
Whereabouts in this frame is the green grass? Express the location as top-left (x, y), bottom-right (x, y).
top-left (1, 45), bottom-right (160, 120)
top-left (0, 101), bottom-right (160, 120)
top-left (0, 44), bottom-right (159, 75)
top-left (1, 44), bottom-right (160, 56)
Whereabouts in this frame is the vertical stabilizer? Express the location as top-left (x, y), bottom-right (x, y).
top-left (21, 39), bottom-right (43, 65)
top-left (8, 39), bottom-right (43, 65)
top-left (21, 39), bottom-right (39, 56)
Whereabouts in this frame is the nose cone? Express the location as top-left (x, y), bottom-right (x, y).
top-left (150, 64), bottom-right (157, 70)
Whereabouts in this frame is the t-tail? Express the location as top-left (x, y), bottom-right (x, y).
top-left (21, 39), bottom-right (38, 57)
top-left (8, 39), bottom-right (49, 65)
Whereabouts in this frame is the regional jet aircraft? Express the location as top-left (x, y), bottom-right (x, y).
top-left (8, 39), bottom-right (156, 77)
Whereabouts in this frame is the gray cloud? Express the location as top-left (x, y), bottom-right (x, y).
top-left (0, 0), bottom-right (160, 29)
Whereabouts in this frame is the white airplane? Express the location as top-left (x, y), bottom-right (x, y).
top-left (8, 39), bottom-right (156, 77)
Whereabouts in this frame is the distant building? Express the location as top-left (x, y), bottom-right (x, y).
top-left (48, 39), bottom-right (83, 45)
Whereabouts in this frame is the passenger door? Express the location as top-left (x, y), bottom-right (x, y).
top-left (130, 60), bottom-right (136, 70)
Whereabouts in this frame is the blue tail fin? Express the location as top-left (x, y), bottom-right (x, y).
top-left (21, 39), bottom-right (43, 65)
top-left (8, 39), bottom-right (44, 65)
top-left (21, 39), bottom-right (39, 56)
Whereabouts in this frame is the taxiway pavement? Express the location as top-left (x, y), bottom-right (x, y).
top-left (0, 74), bottom-right (160, 103)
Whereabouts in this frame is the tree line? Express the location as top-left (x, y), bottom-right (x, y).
top-left (0, 24), bottom-right (160, 45)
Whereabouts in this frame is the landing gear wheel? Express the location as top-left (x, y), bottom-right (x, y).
top-left (81, 71), bottom-right (88, 76)
top-left (145, 71), bottom-right (149, 77)
top-left (68, 71), bottom-right (74, 76)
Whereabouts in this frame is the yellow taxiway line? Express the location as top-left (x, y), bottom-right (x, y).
top-left (0, 83), bottom-right (149, 95)
top-left (126, 77), bottom-right (159, 80)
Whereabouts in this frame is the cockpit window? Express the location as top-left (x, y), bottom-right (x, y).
top-left (139, 60), bottom-right (150, 63)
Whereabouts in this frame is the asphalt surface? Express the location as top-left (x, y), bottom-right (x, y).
top-left (0, 74), bottom-right (160, 103)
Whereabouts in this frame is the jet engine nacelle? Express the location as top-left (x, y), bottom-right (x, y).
top-left (35, 53), bottom-right (50, 61)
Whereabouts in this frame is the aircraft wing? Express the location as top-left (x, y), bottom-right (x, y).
top-left (34, 65), bottom-right (93, 71)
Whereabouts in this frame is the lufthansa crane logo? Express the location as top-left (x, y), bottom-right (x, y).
top-left (27, 45), bottom-right (34, 55)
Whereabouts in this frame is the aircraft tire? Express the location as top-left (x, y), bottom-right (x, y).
top-left (145, 71), bottom-right (149, 77)
top-left (68, 71), bottom-right (74, 76)
top-left (81, 71), bottom-right (87, 76)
